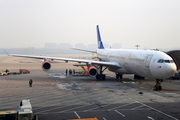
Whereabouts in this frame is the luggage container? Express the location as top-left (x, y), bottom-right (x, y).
top-left (19, 69), bottom-right (30, 74)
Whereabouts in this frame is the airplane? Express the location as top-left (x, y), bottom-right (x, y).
top-left (4, 25), bottom-right (177, 91)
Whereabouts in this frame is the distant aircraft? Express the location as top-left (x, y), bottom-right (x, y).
top-left (5, 25), bottom-right (177, 91)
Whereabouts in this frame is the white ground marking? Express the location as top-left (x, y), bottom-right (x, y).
top-left (0, 91), bottom-right (68, 109)
top-left (108, 102), bottom-right (136, 111)
top-left (131, 105), bottom-right (144, 110)
top-left (115, 110), bottom-right (125, 117)
top-left (33, 91), bottom-right (108, 111)
top-left (35, 91), bottom-right (116, 114)
top-left (145, 105), bottom-right (179, 120)
top-left (57, 93), bottom-right (125, 113)
top-left (59, 105), bottom-right (90, 113)
top-left (122, 82), bottom-right (137, 84)
top-left (0, 87), bottom-right (66, 101)
top-left (35, 102), bottom-right (82, 114)
top-left (74, 111), bottom-right (81, 119)
top-left (116, 92), bottom-right (179, 120)
top-left (53, 76), bottom-right (66, 78)
top-left (147, 116), bottom-right (155, 120)
top-left (102, 117), bottom-right (107, 120)
top-left (83, 99), bottom-right (129, 112)
top-left (37, 107), bottom-right (151, 115)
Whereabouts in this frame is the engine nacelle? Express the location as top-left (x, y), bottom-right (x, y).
top-left (86, 66), bottom-right (98, 77)
top-left (42, 61), bottom-right (51, 71)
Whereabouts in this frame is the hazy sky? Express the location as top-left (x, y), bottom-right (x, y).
top-left (0, 0), bottom-right (180, 49)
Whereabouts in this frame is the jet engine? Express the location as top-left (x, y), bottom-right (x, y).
top-left (86, 66), bottom-right (98, 77)
top-left (42, 61), bottom-right (51, 71)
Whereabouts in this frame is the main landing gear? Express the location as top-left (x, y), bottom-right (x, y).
top-left (96, 66), bottom-right (107, 80)
top-left (154, 79), bottom-right (163, 91)
top-left (116, 73), bottom-right (123, 79)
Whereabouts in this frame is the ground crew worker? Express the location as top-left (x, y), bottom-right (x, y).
top-left (66, 69), bottom-right (68, 76)
top-left (68, 69), bottom-right (70, 75)
top-left (73, 69), bottom-right (75, 74)
top-left (29, 79), bottom-right (33, 87)
top-left (69, 69), bottom-right (72, 75)
top-left (5, 69), bottom-right (9, 73)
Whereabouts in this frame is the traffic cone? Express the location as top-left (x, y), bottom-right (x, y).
top-left (94, 81), bottom-right (96, 84)
top-left (47, 80), bottom-right (49, 82)
top-left (170, 80), bottom-right (171, 83)
top-left (5, 77), bottom-right (7, 79)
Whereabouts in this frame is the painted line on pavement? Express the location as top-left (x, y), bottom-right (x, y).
top-left (115, 110), bottom-right (125, 117)
top-left (74, 111), bottom-right (81, 119)
top-left (131, 105), bottom-right (144, 110)
top-left (116, 91), bottom-right (179, 120)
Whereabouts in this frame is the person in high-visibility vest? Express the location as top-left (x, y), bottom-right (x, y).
top-left (66, 69), bottom-right (68, 76)
top-left (29, 79), bottom-right (33, 87)
top-left (69, 69), bottom-right (72, 75)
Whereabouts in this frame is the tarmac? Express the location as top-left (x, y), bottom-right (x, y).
top-left (0, 55), bottom-right (180, 120)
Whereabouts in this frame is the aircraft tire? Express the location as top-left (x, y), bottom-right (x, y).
top-left (159, 85), bottom-right (162, 90)
top-left (116, 73), bottom-right (119, 79)
top-left (101, 74), bottom-right (106, 80)
top-left (96, 74), bottom-right (100, 80)
top-left (154, 85), bottom-right (157, 91)
top-left (120, 74), bottom-right (122, 79)
top-left (154, 85), bottom-right (162, 91)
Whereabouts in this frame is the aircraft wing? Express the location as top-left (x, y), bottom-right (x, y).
top-left (71, 48), bottom-right (97, 53)
top-left (5, 53), bottom-right (121, 68)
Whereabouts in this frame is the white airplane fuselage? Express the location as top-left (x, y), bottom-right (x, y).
top-left (97, 49), bottom-right (177, 79)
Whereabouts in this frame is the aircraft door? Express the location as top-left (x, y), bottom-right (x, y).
top-left (145, 55), bottom-right (153, 67)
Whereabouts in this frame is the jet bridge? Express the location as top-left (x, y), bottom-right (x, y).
top-left (166, 50), bottom-right (180, 70)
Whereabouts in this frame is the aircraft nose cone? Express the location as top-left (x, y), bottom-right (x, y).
top-left (166, 64), bottom-right (177, 77)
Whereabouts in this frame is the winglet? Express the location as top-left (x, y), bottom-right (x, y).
top-left (4, 50), bottom-right (9, 56)
top-left (97, 25), bottom-right (105, 49)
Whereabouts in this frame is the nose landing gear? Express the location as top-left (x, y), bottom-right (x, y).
top-left (154, 79), bottom-right (163, 91)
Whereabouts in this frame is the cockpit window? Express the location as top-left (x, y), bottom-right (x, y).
top-left (158, 59), bottom-right (174, 63)
top-left (158, 59), bottom-right (162, 63)
top-left (170, 60), bottom-right (174, 63)
top-left (158, 59), bottom-right (164, 63)
top-left (165, 60), bottom-right (170, 63)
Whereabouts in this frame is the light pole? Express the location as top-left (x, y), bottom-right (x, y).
top-left (135, 45), bottom-right (140, 50)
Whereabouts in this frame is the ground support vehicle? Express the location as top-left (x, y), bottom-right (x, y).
top-left (17, 100), bottom-right (33, 120)
top-left (0, 69), bottom-right (10, 76)
top-left (170, 72), bottom-right (180, 80)
top-left (19, 69), bottom-right (30, 74)
top-left (0, 110), bottom-right (17, 120)
top-left (0, 100), bottom-right (33, 120)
